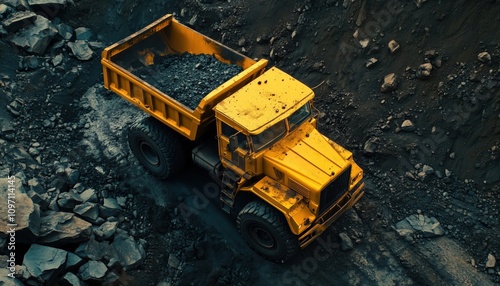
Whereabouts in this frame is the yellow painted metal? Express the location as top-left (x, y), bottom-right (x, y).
top-left (240, 176), bottom-right (316, 235)
top-left (214, 67), bottom-right (314, 134)
top-left (298, 181), bottom-right (365, 248)
top-left (101, 14), bottom-right (267, 141)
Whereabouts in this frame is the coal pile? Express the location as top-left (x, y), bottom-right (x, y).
top-left (136, 53), bottom-right (242, 110)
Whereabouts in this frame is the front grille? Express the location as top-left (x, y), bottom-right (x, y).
top-left (318, 165), bottom-right (351, 214)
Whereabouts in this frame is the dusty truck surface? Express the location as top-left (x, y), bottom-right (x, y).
top-left (101, 14), bottom-right (365, 262)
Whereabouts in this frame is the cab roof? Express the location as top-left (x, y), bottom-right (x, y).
top-left (214, 67), bottom-right (314, 134)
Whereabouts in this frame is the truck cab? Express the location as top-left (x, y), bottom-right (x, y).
top-left (213, 67), bottom-right (364, 252)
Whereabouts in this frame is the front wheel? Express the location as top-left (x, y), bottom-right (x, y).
top-left (128, 117), bottom-right (186, 179)
top-left (237, 201), bottom-right (299, 263)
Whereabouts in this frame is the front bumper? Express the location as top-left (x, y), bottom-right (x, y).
top-left (298, 181), bottom-right (365, 248)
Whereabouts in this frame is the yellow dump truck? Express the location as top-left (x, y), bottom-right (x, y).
top-left (101, 14), bottom-right (364, 262)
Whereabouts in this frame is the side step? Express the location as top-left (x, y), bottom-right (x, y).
top-left (220, 170), bottom-right (240, 214)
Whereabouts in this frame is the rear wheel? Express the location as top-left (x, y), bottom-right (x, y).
top-left (128, 117), bottom-right (186, 179)
top-left (237, 200), bottom-right (299, 263)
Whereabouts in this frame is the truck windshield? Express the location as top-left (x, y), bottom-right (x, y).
top-left (288, 103), bottom-right (311, 131)
top-left (251, 121), bottom-right (287, 152)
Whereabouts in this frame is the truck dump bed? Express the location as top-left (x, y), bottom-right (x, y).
top-left (101, 14), bottom-right (268, 141)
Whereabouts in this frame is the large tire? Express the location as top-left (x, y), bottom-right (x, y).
top-left (128, 117), bottom-right (186, 179)
top-left (237, 200), bottom-right (299, 263)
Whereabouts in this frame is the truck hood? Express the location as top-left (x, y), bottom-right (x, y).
top-left (263, 122), bottom-right (352, 194)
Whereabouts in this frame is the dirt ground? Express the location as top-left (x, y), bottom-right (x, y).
top-left (1, 0), bottom-right (499, 285)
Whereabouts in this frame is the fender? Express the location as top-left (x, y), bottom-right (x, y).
top-left (238, 176), bottom-right (316, 235)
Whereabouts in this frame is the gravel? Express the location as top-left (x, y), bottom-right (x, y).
top-left (135, 53), bottom-right (242, 110)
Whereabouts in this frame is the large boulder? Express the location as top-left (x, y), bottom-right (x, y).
top-left (111, 233), bottom-right (146, 270)
top-left (23, 244), bottom-right (67, 284)
top-left (73, 202), bottom-right (100, 223)
top-left (0, 178), bottom-right (40, 243)
top-left (11, 15), bottom-right (57, 55)
top-left (67, 40), bottom-right (93, 61)
top-left (2, 11), bottom-right (36, 33)
top-left (38, 211), bottom-right (92, 245)
top-left (78, 260), bottom-right (108, 282)
top-left (75, 237), bottom-right (112, 261)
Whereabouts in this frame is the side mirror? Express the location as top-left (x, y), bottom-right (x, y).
top-left (228, 135), bottom-right (238, 151)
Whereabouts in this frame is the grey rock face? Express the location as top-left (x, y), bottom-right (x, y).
top-left (2, 11), bottom-right (36, 33)
top-left (395, 214), bottom-right (445, 238)
top-left (11, 15), bottom-right (58, 55)
top-left (78, 260), bottom-right (108, 281)
top-left (23, 244), bottom-right (67, 284)
top-left (0, 179), bottom-right (40, 243)
top-left (38, 211), bottom-right (92, 245)
top-left (67, 40), bottom-right (93, 60)
top-left (111, 233), bottom-right (146, 270)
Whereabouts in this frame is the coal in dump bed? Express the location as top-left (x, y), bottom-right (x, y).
top-left (134, 53), bottom-right (243, 110)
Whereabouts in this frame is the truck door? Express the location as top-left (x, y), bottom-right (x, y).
top-left (218, 121), bottom-right (249, 171)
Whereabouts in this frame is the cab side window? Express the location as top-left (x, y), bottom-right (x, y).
top-left (221, 123), bottom-right (249, 151)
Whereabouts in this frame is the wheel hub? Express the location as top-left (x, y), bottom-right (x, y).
top-left (139, 141), bottom-right (160, 166)
top-left (250, 225), bottom-right (276, 249)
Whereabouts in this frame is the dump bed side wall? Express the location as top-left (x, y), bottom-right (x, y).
top-left (101, 14), bottom-right (267, 141)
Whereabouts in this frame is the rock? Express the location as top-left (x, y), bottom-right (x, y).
top-left (0, 269), bottom-right (24, 285)
top-left (2, 11), bottom-right (36, 33)
top-left (75, 237), bottom-right (112, 261)
top-left (415, 0), bottom-right (427, 8)
top-left (381, 73), bottom-right (398, 93)
top-left (116, 196), bottom-right (127, 208)
top-left (56, 23), bottom-right (73, 40)
top-left (52, 53), bottom-right (63, 66)
top-left (445, 169), bottom-right (452, 177)
top-left (401, 120), bottom-right (416, 132)
top-left (74, 26), bottom-right (92, 41)
top-left (100, 197), bottom-right (122, 218)
top-left (0, 4), bottom-right (11, 18)
top-left (365, 57), bottom-right (378, 68)
top-left (359, 38), bottom-right (369, 48)
top-left (395, 214), bottom-right (444, 238)
top-left (0, 179), bottom-right (40, 243)
top-left (363, 137), bottom-right (379, 154)
top-left (65, 167), bottom-right (80, 185)
top-left (28, 178), bottom-right (44, 194)
top-left (478, 52), bottom-right (491, 63)
top-left (67, 40), bottom-right (93, 60)
top-left (27, 189), bottom-right (50, 210)
top-left (38, 211), bottom-right (92, 245)
top-left (388, 39), bottom-right (400, 54)
top-left (486, 253), bottom-right (496, 268)
top-left (66, 252), bottom-right (84, 270)
top-left (237, 37), bottom-right (246, 47)
top-left (94, 221), bottom-right (118, 241)
top-left (417, 63), bottom-right (433, 79)
top-left (27, 0), bottom-right (67, 13)
top-left (4, 0), bottom-right (30, 11)
top-left (78, 260), bottom-right (108, 282)
top-left (73, 202), bottom-right (99, 223)
top-left (60, 272), bottom-right (84, 286)
top-left (168, 254), bottom-right (181, 269)
top-left (111, 233), bottom-right (146, 270)
top-left (0, 118), bottom-right (16, 140)
top-left (23, 244), bottom-right (67, 284)
top-left (339, 232), bottom-right (353, 251)
top-left (80, 188), bottom-right (98, 203)
top-left (57, 190), bottom-right (83, 211)
top-left (422, 165), bottom-right (434, 174)
top-left (19, 55), bottom-right (43, 70)
top-left (11, 15), bottom-right (58, 55)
